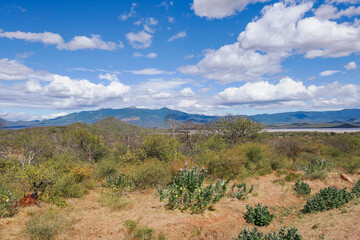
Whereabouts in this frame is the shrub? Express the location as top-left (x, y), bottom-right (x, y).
top-left (302, 187), bottom-right (353, 213)
top-left (0, 184), bottom-right (15, 218)
top-left (139, 135), bottom-right (181, 162)
top-left (158, 164), bottom-right (230, 213)
top-left (341, 157), bottom-right (360, 174)
top-left (105, 173), bottom-right (134, 191)
top-left (233, 227), bottom-right (302, 240)
top-left (50, 173), bottom-right (86, 199)
top-left (352, 178), bottom-right (360, 198)
top-left (214, 114), bottom-right (264, 145)
top-left (25, 210), bottom-right (70, 240)
top-left (285, 172), bottom-right (302, 182)
top-left (263, 227), bottom-right (302, 240)
top-left (229, 183), bottom-right (254, 200)
top-left (233, 228), bottom-right (263, 240)
top-left (244, 203), bottom-right (275, 226)
top-left (294, 180), bottom-right (311, 196)
top-left (303, 157), bottom-right (330, 179)
top-left (126, 159), bottom-right (173, 189)
top-left (97, 158), bottom-right (118, 178)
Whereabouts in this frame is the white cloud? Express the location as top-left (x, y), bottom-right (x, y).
top-left (148, 17), bottom-right (158, 25)
top-left (180, 87), bottom-right (195, 97)
top-left (168, 16), bottom-right (174, 23)
top-left (177, 100), bottom-right (202, 109)
top-left (16, 52), bottom-right (34, 59)
top-left (0, 58), bottom-right (51, 81)
top-left (192, 0), bottom-right (270, 19)
top-left (319, 70), bottom-right (340, 76)
top-left (98, 73), bottom-right (119, 82)
top-left (153, 92), bottom-right (172, 99)
top-left (180, 1), bottom-right (360, 83)
top-left (119, 3), bottom-right (137, 21)
top-left (126, 31), bottom-right (152, 49)
top-left (0, 30), bottom-right (123, 50)
top-left (344, 61), bottom-right (357, 70)
top-left (168, 31), bottom-right (187, 42)
top-left (217, 77), bottom-right (360, 110)
top-left (127, 68), bottom-right (174, 75)
top-left (185, 54), bottom-right (194, 59)
top-left (133, 52), bottom-right (157, 58)
top-left (313, 4), bottom-right (360, 20)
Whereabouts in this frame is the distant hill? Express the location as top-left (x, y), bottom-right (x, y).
top-left (2, 107), bottom-right (360, 129)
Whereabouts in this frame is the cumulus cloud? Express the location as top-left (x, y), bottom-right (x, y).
top-left (180, 1), bottom-right (360, 83)
top-left (217, 77), bottom-right (360, 109)
top-left (0, 30), bottom-right (123, 50)
top-left (127, 68), bottom-right (174, 75)
top-left (344, 61), bottom-right (357, 70)
top-left (168, 31), bottom-right (186, 42)
top-left (314, 4), bottom-right (360, 20)
top-left (180, 87), bottom-right (195, 97)
top-left (192, 0), bottom-right (271, 19)
top-left (319, 70), bottom-right (340, 76)
top-left (126, 31), bottom-right (152, 49)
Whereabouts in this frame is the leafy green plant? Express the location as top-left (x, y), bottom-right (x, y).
top-left (263, 227), bottom-right (302, 240)
top-left (285, 172), bottom-right (302, 182)
top-left (294, 180), bottom-right (311, 196)
top-left (244, 203), bottom-right (275, 226)
top-left (233, 227), bottom-right (302, 240)
top-left (158, 164), bottom-right (230, 213)
top-left (303, 157), bottom-right (330, 180)
top-left (105, 173), bottom-right (134, 191)
top-left (229, 183), bottom-right (254, 200)
top-left (302, 187), bottom-right (353, 213)
top-left (233, 227), bottom-right (263, 240)
top-left (0, 184), bottom-right (15, 218)
top-left (352, 178), bottom-right (360, 198)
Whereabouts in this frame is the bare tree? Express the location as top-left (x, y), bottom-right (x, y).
top-left (166, 115), bottom-right (181, 139)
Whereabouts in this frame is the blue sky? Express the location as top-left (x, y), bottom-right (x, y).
top-left (0, 0), bottom-right (360, 121)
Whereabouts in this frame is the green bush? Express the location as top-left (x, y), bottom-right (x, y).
top-left (158, 164), bottom-right (230, 213)
top-left (105, 173), bottom-right (134, 191)
top-left (302, 187), bottom-right (353, 213)
top-left (25, 210), bottom-right (70, 240)
top-left (126, 159), bottom-right (173, 189)
top-left (294, 180), bottom-right (311, 196)
top-left (303, 157), bottom-right (330, 180)
top-left (341, 157), bottom-right (360, 174)
top-left (50, 173), bottom-right (86, 199)
top-left (244, 203), bottom-right (275, 226)
top-left (233, 227), bottom-right (302, 240)
top-left (352, 178), bottom-right (360, 197)
top-left (139, 135), bottom-right (181, 162)
top-left (97, 158), bottom-right (119, 178)
top-left (233, 227), bottom-right (263, 240)
top-left (263, 227), bottom-right (302, 240)
top-left (229, 183), bottom-right (254, 200)
top-left (0, 184), bottom-right (15, 218)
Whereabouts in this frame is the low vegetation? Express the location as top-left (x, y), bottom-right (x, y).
top-left (244, 203), bottom-right (275, 227)
top-left (233, 227), bottom-right (302, 240)
top-left (302, 187), bottom-right (353, 213)
top-left (1, 115), bottom-right (360, 238)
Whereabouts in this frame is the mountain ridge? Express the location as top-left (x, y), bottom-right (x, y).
top-left (2, 108), bottom-right (360, 129)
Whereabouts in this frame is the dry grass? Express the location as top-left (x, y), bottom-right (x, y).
top-left (1, 170), bottom-right (359, 240)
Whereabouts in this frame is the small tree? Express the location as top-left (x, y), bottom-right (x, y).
top-left (166, 115), bottom-right (181, 139)
top-left (215, 114), bottom-right (264, 145)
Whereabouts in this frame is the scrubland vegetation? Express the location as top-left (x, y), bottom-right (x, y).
top-left (0, 115), bottom-right (360, 239)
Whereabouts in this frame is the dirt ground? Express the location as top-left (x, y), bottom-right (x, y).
top-left (1, 171), bottom-right (359, 240)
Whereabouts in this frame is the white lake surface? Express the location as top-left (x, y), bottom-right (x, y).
top-left (265, 128), bottom-right (360, 133)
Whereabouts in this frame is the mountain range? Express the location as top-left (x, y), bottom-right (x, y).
top-left (2, 107), bottom-right (360, 129)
